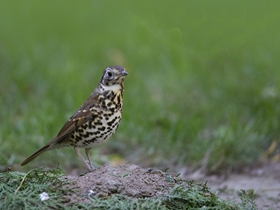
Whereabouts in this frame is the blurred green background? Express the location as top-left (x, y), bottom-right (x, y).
top-left (0, 0), bottom-right (279, 173)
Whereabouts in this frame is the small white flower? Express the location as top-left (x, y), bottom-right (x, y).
top-left (39, 192), bottom-right (50, 201)
top-left (88, 190), bottom-right (95, 196)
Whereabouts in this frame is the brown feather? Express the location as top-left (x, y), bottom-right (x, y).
top-left (45, 90), bottom-right (100, 146)
top-left (56, 90), bottom-right (99, 137)
top-left (20, 145), bottom-right (50, 166)
top-left (20, 90), bottom-right (100, 166)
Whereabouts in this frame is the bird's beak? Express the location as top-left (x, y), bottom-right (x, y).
top-left (121, 69), bottom-right (128, 76)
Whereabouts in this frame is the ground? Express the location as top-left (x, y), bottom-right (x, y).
top-left (62, 164), bottom-right (177, 204)
top-left (182, 162), bottom-right (280, 210)
top-left (61, 162), bottom-right (280, 209)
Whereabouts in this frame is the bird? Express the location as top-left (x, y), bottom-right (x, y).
top-left (20, 66), bottom-right (128, 171)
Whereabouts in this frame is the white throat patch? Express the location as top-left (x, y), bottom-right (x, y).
top-left (101, 84), bottom-right (121, 91)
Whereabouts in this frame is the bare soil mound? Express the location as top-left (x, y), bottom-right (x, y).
top-left (62, 164), bottom-right (177, 204)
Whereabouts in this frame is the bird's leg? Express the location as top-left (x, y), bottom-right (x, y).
top-left (85, 148), bottom-right (93, 168)
top-left (74, 147), bottom-right (94, 171)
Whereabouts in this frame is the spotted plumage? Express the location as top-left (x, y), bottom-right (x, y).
top-left (20, 66), bottom-right (128, 170)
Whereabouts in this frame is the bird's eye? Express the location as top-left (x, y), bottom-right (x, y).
top-left (107, 71), bottom-right (113, 77)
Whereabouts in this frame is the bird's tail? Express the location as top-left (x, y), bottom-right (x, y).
top-left (20, 145), bottom-right (50, 166)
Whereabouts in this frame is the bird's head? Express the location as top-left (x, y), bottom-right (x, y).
top-left (100, 66), bottom-right (128, 90)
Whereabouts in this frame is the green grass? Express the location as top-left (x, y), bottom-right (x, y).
top-left (0, 0), bottom-right (280, 172)
top-left (0, 168), bottom-right (70, 209)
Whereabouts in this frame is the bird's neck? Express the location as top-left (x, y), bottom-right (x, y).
top-left (99, 83), bottom-right (124, 93)
top-left (100, 83), bottom-right (121, 92)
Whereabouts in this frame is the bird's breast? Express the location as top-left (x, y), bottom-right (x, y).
top-left (70, 90), bottom-right (123, 148)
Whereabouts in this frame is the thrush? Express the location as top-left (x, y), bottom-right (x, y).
top-left (20, 66), bottom-right (128, 171)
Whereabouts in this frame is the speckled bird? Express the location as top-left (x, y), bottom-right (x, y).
top-left (20, 66), bottom-right (128, 170)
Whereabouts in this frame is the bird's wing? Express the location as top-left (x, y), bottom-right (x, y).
top-left (47, 91), bottom-right (100, 146)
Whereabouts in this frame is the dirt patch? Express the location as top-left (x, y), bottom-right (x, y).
top-left (182, 162), bottom-right (280, 210)
top-left (62, 164), bottom-right (177, 204)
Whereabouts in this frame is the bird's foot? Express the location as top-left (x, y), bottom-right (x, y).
top-left (86, 163), bottom-right (95, 172)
